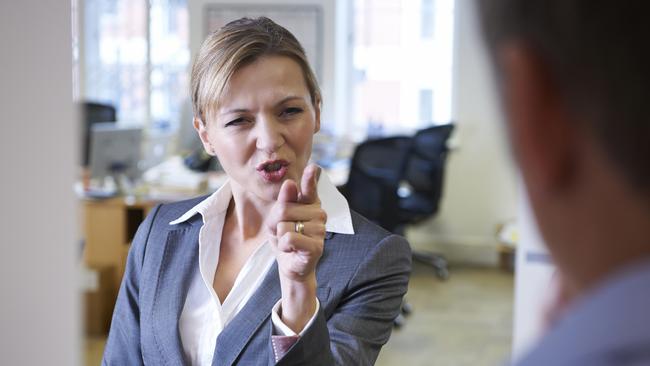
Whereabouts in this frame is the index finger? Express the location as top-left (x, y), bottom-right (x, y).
top-left (299, 164), bottom-right (321, 204)
top-left (278, 178), bottom-right (299, 203)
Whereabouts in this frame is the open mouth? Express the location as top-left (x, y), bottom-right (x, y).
top-left (257, 159), bottom-right (288, 172)
top-left (256, 159), bottom-right (289, 182)
top-left (262, 161), bottom-right (284, 172)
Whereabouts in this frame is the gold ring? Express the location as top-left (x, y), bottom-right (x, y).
top-left (294, 221), bottom-right (305, 235)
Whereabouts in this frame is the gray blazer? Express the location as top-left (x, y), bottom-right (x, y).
top-left (103, 196), bottom-right (411, 365)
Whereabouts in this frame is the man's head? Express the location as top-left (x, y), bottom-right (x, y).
top-left (480, 0), bottom-right (650, 195)
top-left (478, 0), bottom-right (650, 288)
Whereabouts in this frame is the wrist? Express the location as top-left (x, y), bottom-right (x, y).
top-left (279, 273), bottom-right (317, 333)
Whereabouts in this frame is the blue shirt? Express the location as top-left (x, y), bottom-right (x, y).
top-left (517, 259), bottom-right (650, 366)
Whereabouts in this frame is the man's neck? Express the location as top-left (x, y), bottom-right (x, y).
top-left (551, 183), bottom-right (650, 297)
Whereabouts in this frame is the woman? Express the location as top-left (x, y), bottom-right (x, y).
top-left (103, 17), bottom-right (411, 366)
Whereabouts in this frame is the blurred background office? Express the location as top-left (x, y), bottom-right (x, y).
top-left (2, 1), bottom-right (534, 365)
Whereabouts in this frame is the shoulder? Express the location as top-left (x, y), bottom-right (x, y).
top-left (349, 210), bottom-right (391, 239)
top-left (350, 210), bottom-right (410, 251)
top-left (325, 210), bottom-right (411, 265)
top-left (317, 210), bottom-right (411, 314)
top-left (131, 195), bottom-right (208, 255)
top-left (148, 195), bottom-right (210, 226)
top-left (517, 264), bottom-right (650, 366)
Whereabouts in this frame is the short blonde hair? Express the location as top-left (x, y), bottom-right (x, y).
top-left (190, 17), bottom-right (322, 123)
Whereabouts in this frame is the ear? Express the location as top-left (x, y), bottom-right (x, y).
top-left (313, 100), bottom-right (321, 134)
top-left (193, 117), bottom-right (215, 156)
top-left (499, 43), bottom-right (576, 195)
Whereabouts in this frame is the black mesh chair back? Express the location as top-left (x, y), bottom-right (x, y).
top-left (344, 136), bottom-right (412, 230)
top-left (400, 124), bottom-right (455, 220)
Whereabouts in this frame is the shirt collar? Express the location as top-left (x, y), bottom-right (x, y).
top-left (168, 180), bottom-right (232, 225)
top-left (169, 171), bottom-right (355, 235)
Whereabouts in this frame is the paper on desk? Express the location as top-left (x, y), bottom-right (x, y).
top-left (143, 156), bottom-right (206, 190)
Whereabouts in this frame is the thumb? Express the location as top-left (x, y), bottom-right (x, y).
top-left (277, 179), bottom-right (299, 203)
top-left (299, 164), bottom-right (321, 204)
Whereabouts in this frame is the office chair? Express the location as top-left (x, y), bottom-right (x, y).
top-left (342, 124), bottom-right (455, 279)
top-left (341, 126), bottom-right (454, 327)
top-left (80, 101), bottom-right (117, 167)
top-left (398, 124), bottom-right (455, 280)
top-left (342, 136), bottom-right (413, 229)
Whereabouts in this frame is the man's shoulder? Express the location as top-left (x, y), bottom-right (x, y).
top-left (520, 344), bottom-right (650, 366)
top-left (517, 263), bottom-right (650, 366)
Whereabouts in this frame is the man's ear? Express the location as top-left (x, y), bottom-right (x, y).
top-left (193, 117), bottom-right (215, 156)
top-left (499, 43), bottom-right (576, 195)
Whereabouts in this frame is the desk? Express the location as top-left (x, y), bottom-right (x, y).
top-left (82, 196), bottom-right (165, 334)
top-left (82, 197), bottom-right (158, 298)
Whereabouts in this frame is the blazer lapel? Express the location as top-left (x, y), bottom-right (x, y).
top-left (212, 262), bottom-right (281, 366)
top-left (211, 233), bottom-right (335, 365)
top-left (151, 222), bottom-right (200, 365)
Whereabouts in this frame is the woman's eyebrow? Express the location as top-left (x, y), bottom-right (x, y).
top-left (219, 107), bottom-right (250, 116)
top-left (275, 96), bottom-right (303, 106)
top-left (219, 96), bottom-right (304, 116)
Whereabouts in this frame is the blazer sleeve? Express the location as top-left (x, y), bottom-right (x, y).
top-left (274, 234), bottom-right (412, 366)
top-left (102, 204), bottom-right (161, 366)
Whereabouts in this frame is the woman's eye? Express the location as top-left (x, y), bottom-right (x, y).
top-left (225, 118), bottom-right (247, 127)
top-left (281, 107), bottom-right (303, 117)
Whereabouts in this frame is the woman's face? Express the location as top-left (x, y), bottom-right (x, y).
top-left (195, 55), bottom-right (320, 202)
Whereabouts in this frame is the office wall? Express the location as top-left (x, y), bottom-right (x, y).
top-left (512, 192), bottom-right (554, 360)
top-left (0, 1), bottom-right (79, 365)
top-left (407, 0), bottom-right (518, 265)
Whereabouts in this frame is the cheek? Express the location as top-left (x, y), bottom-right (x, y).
top-left (214, 140), bottom-right (248, 162)
top-left (291, 127), bottom-right (314, 159)
top-left (208, 132), bottom-right (250, 170)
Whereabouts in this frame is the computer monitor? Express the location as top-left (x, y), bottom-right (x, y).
top-left (89, 123), bottom-right (143, 180)
top-left (80, 101), bottom-right (117, 167)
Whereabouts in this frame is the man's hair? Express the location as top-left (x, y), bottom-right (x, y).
top-left (190, 17), bottom-right (321, 124)
top-left (478, 0), bottom-right (650, 195)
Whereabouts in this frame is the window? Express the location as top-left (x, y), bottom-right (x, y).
top-left (82, 0), bottom-right (189, 131)
top-left (421, 0), bottom-right (435, 39)
top-left (149, 0), bottom-right (190, 131)
top-left (419, 89), bottom-right (434, 123)
top-left (350, 0), bottom-right (455, 138)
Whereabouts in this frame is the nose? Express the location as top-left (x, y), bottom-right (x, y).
top-left (255, 115), bottom-right (285, 153)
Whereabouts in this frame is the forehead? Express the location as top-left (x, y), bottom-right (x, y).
top-left (220, 55), bottom-right (310, 108)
